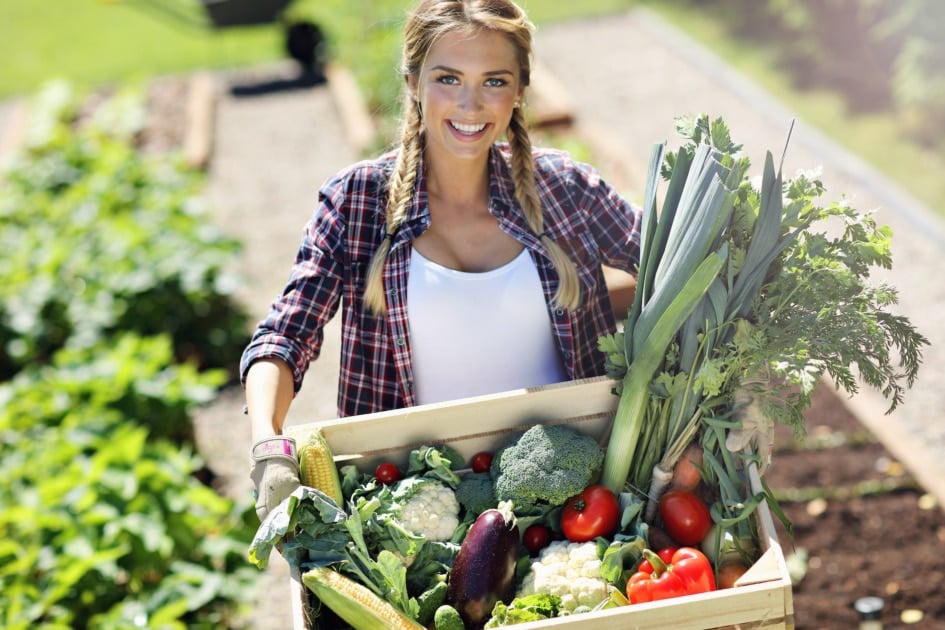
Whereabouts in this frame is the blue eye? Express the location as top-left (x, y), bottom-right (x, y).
top-left (437, 75), bottom-right (459, 85)
top-left (485, 77), bottom-right (507, 88)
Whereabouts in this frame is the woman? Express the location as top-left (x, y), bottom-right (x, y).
top-left (246, 0), bottom-right (642, 520)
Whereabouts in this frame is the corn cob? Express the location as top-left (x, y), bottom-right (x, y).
top-left (298, 429), bottom-right (344, 506)
top-left (302, 567), bottom-right (425, 630)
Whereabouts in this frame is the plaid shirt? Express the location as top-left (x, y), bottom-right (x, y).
top-left (240, 143), bottom-right (642, 417)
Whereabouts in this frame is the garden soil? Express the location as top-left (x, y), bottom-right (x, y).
top-left (112, 6), bottom-right (945, 629)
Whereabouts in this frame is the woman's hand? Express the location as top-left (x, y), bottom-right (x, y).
top-left (250, 436), bottom-right (301, 521)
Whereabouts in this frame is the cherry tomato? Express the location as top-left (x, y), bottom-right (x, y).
top-left (374, 462), bottom-right (402, 485)
top-left (522, 524), bottom-right (552, 554)
top-left (658, 489), bottom-right (712, 546)
top-left (717, 559), bottom-right (750, 589)
top-left (560, 484), bottom-right (620, 542)
top-left (470, 451), bottom-right (494, 474)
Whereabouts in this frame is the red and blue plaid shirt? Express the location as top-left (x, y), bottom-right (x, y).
top-left (240, 143), bottom-right (642, 417)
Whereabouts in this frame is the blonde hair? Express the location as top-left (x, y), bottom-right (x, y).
top-left (362, 0), bottom-right (580, 314)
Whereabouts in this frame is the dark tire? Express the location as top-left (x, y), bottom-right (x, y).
top-left (286, 20), bottom-right (327, 76)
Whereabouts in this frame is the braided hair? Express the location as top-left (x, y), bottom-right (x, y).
top-left (362, 0), bottom-right (580, 314)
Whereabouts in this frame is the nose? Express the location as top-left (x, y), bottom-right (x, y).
top-left (459, 84), bottom-right (484, 111)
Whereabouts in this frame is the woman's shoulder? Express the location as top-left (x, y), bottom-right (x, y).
top-left (493, 142), bottom-right (593, 174)
top-left (528, 145), bottom-right (602, 187)
top-left (320, 149), bottom-right (398, 196)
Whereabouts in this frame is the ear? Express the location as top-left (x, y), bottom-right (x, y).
top-left (405, 74), bottom-right (419, 102)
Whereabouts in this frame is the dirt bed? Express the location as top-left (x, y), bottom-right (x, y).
top-left (768, 386), bottom-right (945, 629)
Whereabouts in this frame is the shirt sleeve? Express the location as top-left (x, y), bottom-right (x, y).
top-left (239, 177), bottom-right (347, 392)
top-left (575, 160), bottom-right (644, 274)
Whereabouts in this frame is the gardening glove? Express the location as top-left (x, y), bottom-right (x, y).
top-left (250, 436), bottom-right (300, 522)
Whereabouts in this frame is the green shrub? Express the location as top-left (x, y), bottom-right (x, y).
top-left (0, 334), bottom-right (257, 629)
top-left (0, 80), bottom-right (258, 629)
top-left (0, 81), bottom-right (249, 382)
top-left (0, 333), bottom-right (224, 442)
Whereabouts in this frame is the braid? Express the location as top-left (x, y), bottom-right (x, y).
top-left (507, 108), bottom-right (580, 311)
top-left (363, 103), bottom-right (424, 315)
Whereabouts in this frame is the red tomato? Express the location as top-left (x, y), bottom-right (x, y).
top-left (658, 489), bottom-right (712, 546)
top-left (470, 451), bottom-right (494, 474)
top-left (522, 524), bottom-right (552, 554)
top-left (560, 485), bottom-right (620, 542)
top-left (374, 462), bottom-right (402, 485)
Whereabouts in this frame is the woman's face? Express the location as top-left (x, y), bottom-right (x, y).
top-left (409, 28), bottom-right (524, 164)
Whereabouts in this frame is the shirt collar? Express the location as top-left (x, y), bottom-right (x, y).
top-left (402, 142), bottom-right (521, 224)
top-left (487, 143), bottom-right (520, 215)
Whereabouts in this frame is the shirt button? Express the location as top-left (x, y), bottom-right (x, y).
top-left (555, 308), bottom-right (565, 317)
top-left (396, 337), bottom-right (406, 347)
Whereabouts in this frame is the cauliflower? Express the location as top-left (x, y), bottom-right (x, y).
top-left (491, 424), bottom-right (604, 511)
top-left (378, 476), bottom-right (460, 541)
top-left (517, 540), bottom-right (613, 612)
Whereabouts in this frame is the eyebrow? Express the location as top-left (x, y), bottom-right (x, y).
top-left (430, 65), bottom-right (515, 77)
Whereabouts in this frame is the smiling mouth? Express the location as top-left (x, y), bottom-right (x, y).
top-left (449, 121), bottom-right (487, 135)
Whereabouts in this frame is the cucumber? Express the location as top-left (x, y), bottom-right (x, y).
top-left (434, 604), bottom-right (465, 630)
top-left (417, 580), bottom-right (448, 626)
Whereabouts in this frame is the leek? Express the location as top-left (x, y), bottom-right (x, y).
top-left (600, 137), bottom-right (741, 494)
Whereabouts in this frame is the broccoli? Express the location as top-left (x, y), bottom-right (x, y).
top-left (490, 424), bottom-right (604, 512)
top-left (455, 472), bottom-right (496, 516)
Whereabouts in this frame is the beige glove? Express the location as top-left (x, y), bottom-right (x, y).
top-left (250, 436), bottom-right (300, 521)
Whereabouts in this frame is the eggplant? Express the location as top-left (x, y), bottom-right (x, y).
top-left (447, 506), bottom-right (519, 629)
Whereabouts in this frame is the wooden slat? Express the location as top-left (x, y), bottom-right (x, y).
top-left (325, 63), bottom-right (377, 155)
top-left (511, 582), bottom-right (790, 629)
top-left (184, 71), bottom-right (217, 170)
top-left (286, 377), bottom-right (620, 468)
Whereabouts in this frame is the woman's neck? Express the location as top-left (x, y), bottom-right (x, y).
top-left (423, 148), bottom-right (491, 210)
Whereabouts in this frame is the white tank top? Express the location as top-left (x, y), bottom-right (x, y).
top-left (407, 247), bottom-right (568, 405)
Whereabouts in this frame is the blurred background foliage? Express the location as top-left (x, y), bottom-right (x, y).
top-left (0, 82), bottom-right (258, 628)
top-left (652, 0), bottom-right (945, 147)
top-left (643, 0), bottom-right (945, 216)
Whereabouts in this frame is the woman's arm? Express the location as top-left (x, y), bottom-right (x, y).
top-left (245, 358), bottom-right (296, 441)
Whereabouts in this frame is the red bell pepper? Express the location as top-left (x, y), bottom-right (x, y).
top-left (626, 546), bottom-right (717, 604)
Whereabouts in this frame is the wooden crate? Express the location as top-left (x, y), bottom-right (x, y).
top-left (284, 377), bottom-right (795, 629)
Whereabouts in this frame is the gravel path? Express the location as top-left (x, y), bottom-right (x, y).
top-left (192, 61), bottom-right (348, 629)
top-left (191, 8), bottom-right (945, 628)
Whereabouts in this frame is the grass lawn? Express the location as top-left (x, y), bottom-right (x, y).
top-left (0, 0), bottom-right (632, 99)
top-left (0, 0), bottom-right (299, 98)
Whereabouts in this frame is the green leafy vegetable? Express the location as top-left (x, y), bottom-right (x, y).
top-left (250, 445), bottom-right (466, 624)
top-left (599, 114), bottom-right (928, 545)
top-left (484, 593), bottom-right (563, 626)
